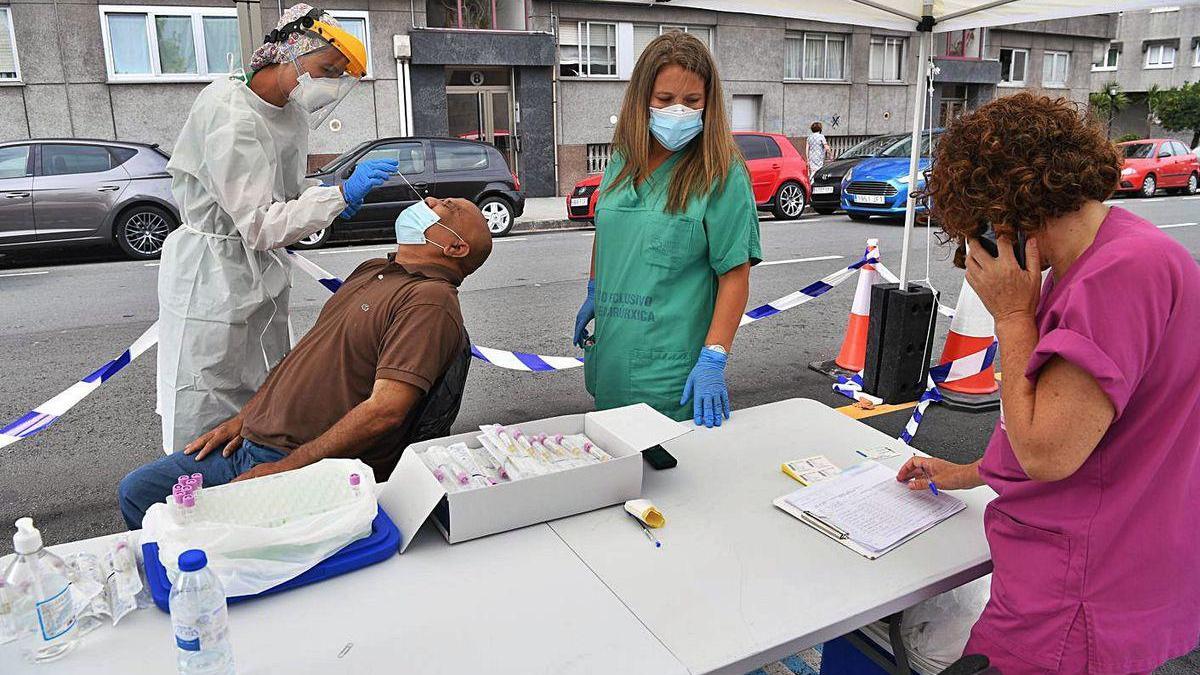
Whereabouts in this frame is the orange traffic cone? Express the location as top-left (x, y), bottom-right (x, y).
top-left (938, 278), bottom-right (998, 395)
top-left (834, 239), bottom-right (880, 372)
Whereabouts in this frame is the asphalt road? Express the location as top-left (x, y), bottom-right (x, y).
top-left (2, 195), bottom-right (1199, 671)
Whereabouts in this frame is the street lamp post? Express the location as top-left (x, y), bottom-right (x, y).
top-left (1107, 84), bottom-right (1119, 139)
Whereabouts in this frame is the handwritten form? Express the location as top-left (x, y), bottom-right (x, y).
top-left (783, 461), bottom-right (965, 553)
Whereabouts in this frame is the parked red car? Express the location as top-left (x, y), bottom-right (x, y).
top-left (1116, 139), bottom-right (1200, 197)
top-left (566, 132), bottom-right (811, 223)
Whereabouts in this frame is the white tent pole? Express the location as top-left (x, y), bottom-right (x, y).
top-left (898, 26), bottom-right (930, 291)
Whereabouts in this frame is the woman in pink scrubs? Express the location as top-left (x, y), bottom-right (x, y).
top-left (896, 93), bottom-right (1200, 674)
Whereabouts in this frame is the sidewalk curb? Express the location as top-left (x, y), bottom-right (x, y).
top-left (511, 219), bottom-right (593, 235)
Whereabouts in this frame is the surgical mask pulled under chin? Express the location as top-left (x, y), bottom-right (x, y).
top-left (395, 200), bottom-right (442, 244)
top-left (289, 73), bottom-right (342, 113)
top-left (649, 104), bottom-right (704, 152)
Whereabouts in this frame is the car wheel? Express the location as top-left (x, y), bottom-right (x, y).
top-left (848, 212), bottom-right (872, 222)
top-left (771, 182), bottom-right (807, 220)
top-left (1140, 174), bottom-right (1156, 198)
top-left (290, 228), bottom-right (330, 250)
top-left (813, 207), bottom-right (836, 215)
top-left (1186, 173), bottom-right (1199, 195)
top-left (479, 196), bottom-right (514, 236)
top-left (115, 205), bottom-right (175, 260)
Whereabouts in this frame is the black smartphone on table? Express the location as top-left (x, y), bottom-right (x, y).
top-left (643, 445), bottom-right (677, 470)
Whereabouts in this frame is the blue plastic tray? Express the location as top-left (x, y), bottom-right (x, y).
top-left (143, 506), bottom-right (402, 613)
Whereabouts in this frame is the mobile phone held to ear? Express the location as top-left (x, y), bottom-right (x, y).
top-left (975, 226), bottom-right (1027, 270)
top-left (643, 445), bottom-right (677, 470)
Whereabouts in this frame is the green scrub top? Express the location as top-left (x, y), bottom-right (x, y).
top-left (585, 150), bottom-right (762, 421)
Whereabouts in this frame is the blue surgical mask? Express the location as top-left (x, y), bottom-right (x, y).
top-left (394, 200), bottom-right (441, 244)
top-left (649, 104), bottom-right (704, 152)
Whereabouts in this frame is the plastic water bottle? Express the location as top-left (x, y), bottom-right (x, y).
top-left (3, 517), bottom-right (77, 662)
top-left (169, 550), bottom-right (234, 675)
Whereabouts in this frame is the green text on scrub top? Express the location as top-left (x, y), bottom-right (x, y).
top-left (584, 150), bottom-right (762, 421)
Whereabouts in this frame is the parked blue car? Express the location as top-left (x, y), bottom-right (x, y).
top-left (840, 130), bottom-right (942, 221)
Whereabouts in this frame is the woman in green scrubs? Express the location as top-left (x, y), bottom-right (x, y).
top-left (573, 31), bottom-right (761, 428)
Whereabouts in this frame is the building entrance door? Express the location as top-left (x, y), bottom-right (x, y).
top-left (938, 85), bottom-right (968, 127)
top-left (446, 68), bottom-right (517, 177)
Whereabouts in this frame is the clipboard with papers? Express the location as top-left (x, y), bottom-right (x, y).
top-left (773, 460), bottom-right (966, 559)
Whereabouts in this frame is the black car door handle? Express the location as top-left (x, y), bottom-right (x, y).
top-left (3, 192), bottom-right (29, 198)
top-left (97, 185), bottom-right (122, 192)
top-left (409, 182), bottom-right (429, 192)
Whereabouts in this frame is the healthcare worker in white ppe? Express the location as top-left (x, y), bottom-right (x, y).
top-left (157, 4), bottom-right (397, 454)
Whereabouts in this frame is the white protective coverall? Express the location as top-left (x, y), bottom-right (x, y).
top-left (157, 75), bottom-right (346, 453)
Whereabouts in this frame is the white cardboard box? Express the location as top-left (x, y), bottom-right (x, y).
top-left (379, 404), bottom-right (690, 551)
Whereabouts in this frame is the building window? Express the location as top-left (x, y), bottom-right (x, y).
top-left (559, 21), bottom-right (616, 78)
top-left (101, 6), bottom-right (240, 80)
top-left (999, 48), bottom-right (1028, 84)
top-left (942, 29), bottom-right (984, 59)
top-left (1194, 42), bottom-right (1200, 67)
top-left (1042, 50), bottom-right (1070, 87)
top-left (100, 7), bottom-right (370, 82)
top-left (425, 0), bottom-right (525, 31)
top-left (633, 24), bottom-right (713, 63)
top-left (869, 36), bottom-right (905, 82)
top-left (0, 7), bottom-right (20, 81)
top-left (1145, 43), bottom-right (1176, 69)
top-left (586, 143), bottom-right (611, 174)
top-left (785, 32), bottom-right (847, 81)
top-left (1093, 43), bottom-right (1119, 71)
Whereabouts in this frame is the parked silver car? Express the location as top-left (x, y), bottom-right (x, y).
top-left (0, 139), bottom-right (180, 260)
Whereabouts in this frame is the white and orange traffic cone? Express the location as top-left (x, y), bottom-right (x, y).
top-left (936, 277), bottom-right (1000, 407)
top-left (833, 239), bottom-right (881, 373)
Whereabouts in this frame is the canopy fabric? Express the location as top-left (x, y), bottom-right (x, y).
top-left (662, 0), bottom-right (1197, 33)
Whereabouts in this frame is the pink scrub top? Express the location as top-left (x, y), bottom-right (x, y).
top-left (969, 207), bottom-right (1200, 673)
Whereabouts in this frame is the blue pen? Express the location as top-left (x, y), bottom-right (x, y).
top-left (923, 466), bottom-right (940, 496)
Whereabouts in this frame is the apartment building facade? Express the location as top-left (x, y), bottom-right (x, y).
top-left (1088, 5), bottom-right (1200, 144)
top-left (0, 0), bottom-right (1112, 199)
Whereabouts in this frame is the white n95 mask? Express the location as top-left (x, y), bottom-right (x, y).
top-left (289, 73), bottom-right (342, 113)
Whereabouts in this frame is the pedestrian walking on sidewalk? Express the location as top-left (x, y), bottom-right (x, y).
top-left (571, 31), bottom-right (761, 428)
top-left (807, 122), bottom-right (832, 174)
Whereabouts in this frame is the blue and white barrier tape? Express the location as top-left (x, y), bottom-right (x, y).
top-left (0, 323), bottom-right (160, 449)
top-left (739, 249), bottom-right (876, 326)
top-left (832, 340), bottom-right (998, 444)
top-left (1, 246), bottom-right (874, 447)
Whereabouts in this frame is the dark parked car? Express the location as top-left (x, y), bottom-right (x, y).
top-left (808, 133), bottom-right (905, 215)
top-left (300, 137), bottom-right (525, 246)
top-left (0, 139), bottom-right (179, 260)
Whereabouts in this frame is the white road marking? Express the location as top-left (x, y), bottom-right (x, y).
top-left (494, 237), bottom-right (527, 243)
top-left (144, 263), bottom-right (159, 267)
top-left (1158, 222), bottom-right (1198, 229)
top-left (758, 255), bottom-right (845, 267)
top-left (0, 270), bottom-right (49, 278)
top-left (581, 232), bottom-right (595, 237)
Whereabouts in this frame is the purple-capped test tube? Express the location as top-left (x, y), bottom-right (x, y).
top-left (177, 474), bottom-right (189, 485)
top-left (191, 473), bottom-right (203, 489)
top-left (349, 473), bottom-right (362, 497)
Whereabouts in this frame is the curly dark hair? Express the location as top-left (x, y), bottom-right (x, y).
top-left (926, 93), bottom-right (1121, 262)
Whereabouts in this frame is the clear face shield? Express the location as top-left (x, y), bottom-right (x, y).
top-left (287, 41), bottom-right (361, 129)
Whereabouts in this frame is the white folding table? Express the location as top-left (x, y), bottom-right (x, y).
top-left (2, 398), bottom-right (993, 675)
top-left (548, 398), bottom-right (996, 675)
top-left (0, 525), bottom-right (689, 675)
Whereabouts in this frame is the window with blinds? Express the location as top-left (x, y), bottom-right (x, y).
top-left (869, 36), bottom-right (905, 82)
top-left (632, 23), bottom-right (713, 63)
top-left (785, 32), bottom-right (847, 81)
top-left (559, 21), bottom-right (617, 78)
top-left (0, 8), bottom-right (19, 81)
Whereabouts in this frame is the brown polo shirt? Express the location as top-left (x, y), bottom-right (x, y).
top-left (241, 255), bottom-right (465, 478)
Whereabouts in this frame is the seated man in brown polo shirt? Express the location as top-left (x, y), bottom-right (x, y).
top-left (118, 197), bottom-right (492, 528)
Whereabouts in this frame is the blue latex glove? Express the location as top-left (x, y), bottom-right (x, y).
top-left (573, 279), bottom-right (596, 348)
top-left (680, 347), bottom-right (730, 428)
top-left (342, 158), bottom-right (398, 210)
top-left (338, 201), bottom-right (361, 220)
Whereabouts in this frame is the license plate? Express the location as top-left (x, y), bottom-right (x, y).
top-left (853, 194), bottom-right (886, 204)
top-left (813, 186), bottom-right (835, 195)
top-left (570, 197), bottom-right (589, 207)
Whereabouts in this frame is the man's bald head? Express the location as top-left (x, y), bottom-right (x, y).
top-left (408, 197), bottom-right (493, 278)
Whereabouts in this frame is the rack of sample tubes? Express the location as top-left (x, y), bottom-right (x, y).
top-left (416, 425), bottom-right (613, 492)
top-left (167, 469), bottom-right (367, 526)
